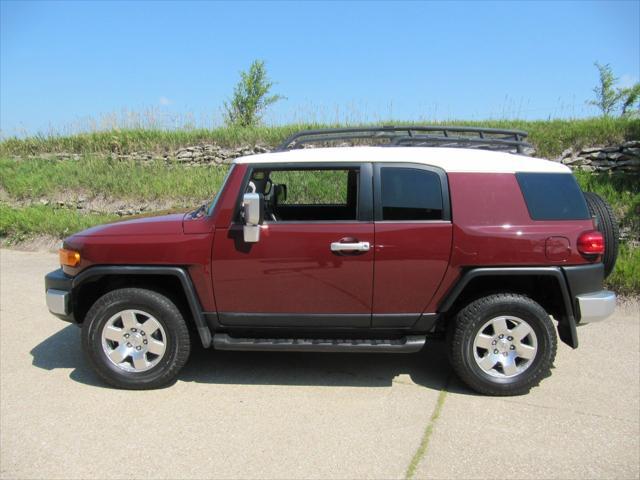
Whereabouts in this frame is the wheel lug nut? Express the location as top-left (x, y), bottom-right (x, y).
top-left (499, 334), bottom-right (504, 339)
top-left (131, 328), bottom-right (137, 332)
top-left (124, 333), bottom-right (130, 338)
top-left (136, 346), bottom-right (142, 351)
top-left (507, 336), bottom-right (513, 341)
top-left (493, 349), bottom-right (499, 354)
top-left (127, 343), bottom-right (132, 347)
top-left (140, 331), bottom-right (145, 336)
top-left (491, 340), bottom-right (497, 345)
top-left (143, 339), bottom-right (148, 344)
top-left (510, 345), bottom-right (515, 350)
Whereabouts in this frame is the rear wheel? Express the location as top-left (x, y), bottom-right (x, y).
top-left (449, 293), bottom-right (557, 396)
top-left (82, 288), bottom-right (191, 389)
top-left (583, 191), bottom-right (619, 278)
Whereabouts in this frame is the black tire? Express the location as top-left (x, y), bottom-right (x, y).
top-left (82, 288), bottom-right (191, 390)
top-left (583, 191), bottom-right (619, 278)
top-left (449, 293), bottom-right (557, 396)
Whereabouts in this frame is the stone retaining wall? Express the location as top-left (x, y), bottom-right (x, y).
top-left (556, 141), bottom-right (640, 172)
top-left (18, 141), bottom-right (640, 172)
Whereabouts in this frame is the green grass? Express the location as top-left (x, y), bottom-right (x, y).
top-left (0, 157), bottom-right (229, 202)
top-left (0, 157), bottom-right (348, 205)
top-left (606, 243), bottom-right (640, 295)
top-left (0, 125), bottom-right (315, 157)
top-left (0, 203), bottom-right (119, 241)
top-left (1, 117), bottom-right (638, 159)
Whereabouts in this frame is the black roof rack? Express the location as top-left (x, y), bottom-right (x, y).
top-left (276, 126), bottom-right (531, 154)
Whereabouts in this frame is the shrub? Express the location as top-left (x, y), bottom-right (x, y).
top-left (223, 60), bottom-right (284, 127)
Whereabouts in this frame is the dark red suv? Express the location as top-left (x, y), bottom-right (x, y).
top-left (44, 127), bottom-right (617, 395)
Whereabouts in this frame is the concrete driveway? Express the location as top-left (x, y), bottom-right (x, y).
top-left (1, 249), bottom-right (638, 479)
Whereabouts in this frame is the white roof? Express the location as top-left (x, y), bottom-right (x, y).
top-left (233, 146), bottom-right (570, 174)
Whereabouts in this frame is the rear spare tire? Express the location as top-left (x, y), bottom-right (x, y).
top-left (583, 191), bottom-right (619, 278)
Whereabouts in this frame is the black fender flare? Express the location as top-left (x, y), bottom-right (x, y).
top-left (72, 266), bottom-right (212, 348)
top-left (438, 267), bottom-right (578, 348)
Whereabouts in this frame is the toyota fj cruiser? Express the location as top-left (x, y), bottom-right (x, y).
top-left (44, 126), bottom-right (618, 395)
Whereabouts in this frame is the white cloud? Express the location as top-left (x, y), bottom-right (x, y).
top-left (159, 96), bottom-right (171, 106)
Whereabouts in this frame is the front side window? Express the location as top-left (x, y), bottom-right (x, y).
top-left (269, 169), bottom-right (350, 205)
top-left (380, 167), bottom-right (444, 220)
top-left (250, 167), bottom-right (360, 221)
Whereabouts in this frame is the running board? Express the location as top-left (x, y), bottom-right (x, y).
top-left (212, 334), bottom-right (426, 353)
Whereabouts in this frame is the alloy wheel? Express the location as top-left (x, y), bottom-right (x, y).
top-left (472, 315), bottom-right (538, 378)
top-left (101, 309), bottom-right (167, 373)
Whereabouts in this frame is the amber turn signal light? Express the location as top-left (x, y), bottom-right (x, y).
top-left (59, 248), bottom-right (81, 267)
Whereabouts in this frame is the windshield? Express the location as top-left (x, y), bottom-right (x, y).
top-left (207, 165), bottom-right (235, 216)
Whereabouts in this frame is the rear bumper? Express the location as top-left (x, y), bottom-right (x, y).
top-left (44, 268), bottom-right (75, 322)
top-left (563, 264), bottom-right (615, 324)
top-left (576, 290), bottom-right (616, 323)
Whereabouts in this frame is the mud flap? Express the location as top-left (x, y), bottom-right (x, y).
top-left (557, 316), bottom-right (578, 349)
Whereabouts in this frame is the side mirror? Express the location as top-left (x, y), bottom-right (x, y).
top-left (242, 193), bottom-right (263, 243)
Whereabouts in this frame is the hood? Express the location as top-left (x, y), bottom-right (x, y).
top-left (74, 213), bottom-right (186, 237)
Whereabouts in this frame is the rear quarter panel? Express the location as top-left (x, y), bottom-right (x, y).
top-left (447, 172), bottom-right (594, 266)
top-left (425, 172), bottom-right (596, 312)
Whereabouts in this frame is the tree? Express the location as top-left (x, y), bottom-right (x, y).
top-left (620, 83), bottom-right (640, 116)
top-left (587, 62), bottom-right (640, 117)
top-left (223, 60), bottom-right (284, 127)
top-left (588, 62), bottom-right (624, 116)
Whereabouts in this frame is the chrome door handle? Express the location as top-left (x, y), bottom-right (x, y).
top-left (330, 241), bottom-right (370, 252)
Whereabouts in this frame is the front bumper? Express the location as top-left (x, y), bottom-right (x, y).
top-left (46, 289), bottom-right (69, 315)
top-left (44, 268), bottom-right (75, 322)
top-left (576, 290), bottom-right (616, 323)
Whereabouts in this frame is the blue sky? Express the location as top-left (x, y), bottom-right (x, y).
top-left (1, 1), bottom-right (639, 136)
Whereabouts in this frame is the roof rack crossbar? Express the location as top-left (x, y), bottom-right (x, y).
top-left (392, 135), bottom-right (531, 148)
top-left (276, 126), bottom-right (530, 153)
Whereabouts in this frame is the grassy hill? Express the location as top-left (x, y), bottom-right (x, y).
top-left (2, 118), bottom-right (639, 158)
top-left (1, 118), bottom-right (638, 293)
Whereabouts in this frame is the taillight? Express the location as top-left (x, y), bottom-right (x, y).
top-left (577, 230), bottom-right (604, 256)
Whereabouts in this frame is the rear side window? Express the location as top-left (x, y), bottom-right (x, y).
top-left (516, 173), bottom-right (590, 220)
top-left (380, 167), bottom-right (443, 220)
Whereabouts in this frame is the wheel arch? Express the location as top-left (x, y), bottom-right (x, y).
top-left (71, 266), bottom-right (212, 348)
top-left (438, 267), bottom-right (578, 348)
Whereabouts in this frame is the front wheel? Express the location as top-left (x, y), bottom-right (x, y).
top-left (82, 288), bottom-right (191, 389)
top-left (449, 293), bottom-right (557, 396)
